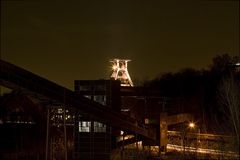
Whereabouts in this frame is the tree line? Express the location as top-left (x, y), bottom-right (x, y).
top-left (144, 54), bottom-right (239, 137)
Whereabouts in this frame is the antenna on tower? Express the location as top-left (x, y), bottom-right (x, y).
top-left (110, 58), bottom-right (134, 87)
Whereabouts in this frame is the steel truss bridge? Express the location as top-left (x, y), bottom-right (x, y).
top-left (0, 59), bottom-right (156, 140)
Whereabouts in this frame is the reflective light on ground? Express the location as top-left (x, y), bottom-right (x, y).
top-left (167, 144), bottom-right (239, 158)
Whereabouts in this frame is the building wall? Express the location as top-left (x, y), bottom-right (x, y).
top-left (74, 80), bottom-right (121, 160)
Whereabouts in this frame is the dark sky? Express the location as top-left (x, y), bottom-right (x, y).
top-left (1, 0), bottom-right (239, 90)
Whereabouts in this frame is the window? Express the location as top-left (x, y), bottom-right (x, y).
top-left (94, 85), bottom-right (105, 91)
top-left (84, 95), bottom-right (91, 99)
top-left (94, 95), bottom-right (106, 105)
top-left (79, 121), bottom-right (91, 132)
top-left (94, 122), bottom-right (106, 132)
top-left (79, 85), bottom-right (91, 91)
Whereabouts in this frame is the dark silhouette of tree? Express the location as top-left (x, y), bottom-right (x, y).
top-left (144, 53), bottom-right (240, 134)
top-left (211, 54), bottom-right (232, 74)
top-left (146, 68), bottom-right (202, 98)
top-left (217, 75), bottom-right (240, 153)
top-left (206, 54), bottom-right (240, 134)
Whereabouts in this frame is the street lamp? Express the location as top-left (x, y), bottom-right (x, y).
top-left (188, 122), bottom-right (201, 158)
top-left (189, 122), bottom-right (195, 129)
top-left (182, 122), bottom-right (196, 157)
top-left (189, 122), bottom-right (200, 142)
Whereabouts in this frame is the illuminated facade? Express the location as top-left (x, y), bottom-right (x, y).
top-left (110, 59), bottom-right (134, 87)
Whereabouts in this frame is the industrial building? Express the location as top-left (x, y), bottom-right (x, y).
top-left (74, 80), bottom-right (121, 160)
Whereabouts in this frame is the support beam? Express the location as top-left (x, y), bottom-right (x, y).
top-left (167, 113), bottom-right (193, 125)
top-left (0, 59), bottom-right (156, 140)
top-left (159, 113), bottom-right (192, 156)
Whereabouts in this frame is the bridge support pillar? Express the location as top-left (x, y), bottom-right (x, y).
top-left (159, 112), bottom-right (168, 156)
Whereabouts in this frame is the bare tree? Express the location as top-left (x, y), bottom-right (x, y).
top-left (217, 75), bottom-right (240, 154)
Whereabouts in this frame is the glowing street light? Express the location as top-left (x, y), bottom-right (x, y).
top-left (189, 122), bottom-right (195, 128)
top-left (189, 122), bottom-right (201, 145)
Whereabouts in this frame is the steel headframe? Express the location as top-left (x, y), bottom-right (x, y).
top-left (110, 58), bottom-right (134, 87)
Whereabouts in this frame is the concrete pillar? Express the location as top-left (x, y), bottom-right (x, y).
top-left (160, 112), bottom-right (168, 155)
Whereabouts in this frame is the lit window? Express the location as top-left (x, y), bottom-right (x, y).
top-left (79, 121), bottom-right (91, 132)
top-left (94, 122), bottom-right (106, 132)
top-left (84, 95), bottom-right (91, 99)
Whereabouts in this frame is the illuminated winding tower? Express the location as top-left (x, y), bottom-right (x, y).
top-left (110, 58), bottom-right (134, 87)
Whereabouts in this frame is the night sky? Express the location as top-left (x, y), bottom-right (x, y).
top-left (1, 0), bottom-right (239, 90)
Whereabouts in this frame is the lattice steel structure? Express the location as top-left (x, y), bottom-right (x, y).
top-left (110, 59), bottom-right (134, 87)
